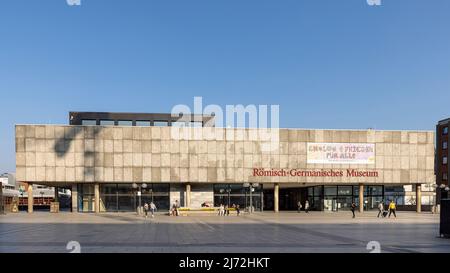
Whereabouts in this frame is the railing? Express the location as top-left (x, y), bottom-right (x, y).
top-left (18, 197), bottom-right (54, 206)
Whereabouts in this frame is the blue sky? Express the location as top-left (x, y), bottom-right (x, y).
top-left (1, 0), bottom-right (449, 173)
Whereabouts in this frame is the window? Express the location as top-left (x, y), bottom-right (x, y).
top-left (444, 156), bottom-right (448, 165)
top-left (367, 186), bottom-right (383, 195)
top-left (172, 121), bottom-right (187, 127)
top-left (444, 173), bottom-right (448, 181)
top-left (154, 121), bottom-right (169, 127)
top-left (213, 184), bottom-right (263, 211)
top-left (444, 126), bottom-right (449, 135)
top-left (324, 186), bottom-right (337, 196)
top-left (443, 141), bottom-right (448, 150)
top-left (78, 184), bottom-right (95, 212)
top-left (100, 120), bottom-right (115, 126)
top-left (337, 186), bottom-right (352, 196)
top-left (118, 120), bottom-right (133, 126)
top-left (313, 186), bottom-right (323, 196)
top-left (82, 119), bottom-right (96, 126)
top-left (100, 183), bottom-right (170, 212)
top-left (190, 122), bottom-right (203, 127)
top-left (136, 121), bottom-right (151, 127)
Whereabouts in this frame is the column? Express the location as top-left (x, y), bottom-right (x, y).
top-left (71, 184), bottom-right (78, 213)
top-left (416, 183), bottom-right (422, 213)
top-left (54, 187), bottom-right (59, 202)
top-left (274, 183), bottom-right (279, 213)
top-left (359, 183), bottom-right (364, 213)
top-left (94, 183), bottom-right (100, 213)
top-left (27, 183), bottom-right (33, 213)
top-left (186, 183), bottom-right (191, 208)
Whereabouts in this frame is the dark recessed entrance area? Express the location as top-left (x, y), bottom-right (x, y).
top-left (263, 188), bottom-right (308, 211)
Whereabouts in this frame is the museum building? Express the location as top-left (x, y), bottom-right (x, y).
top-left (15, 112), bottom-right (436, 213)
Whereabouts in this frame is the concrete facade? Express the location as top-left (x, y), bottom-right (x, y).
top-left (15, 125), bottom-right (436, 212)
top-left (15, 125), bottom-right (436, 185)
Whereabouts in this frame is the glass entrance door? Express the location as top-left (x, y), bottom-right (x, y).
top-left (336, 196), bottom-right (353, 211)
top-left (324, 198), bottom-right (337, 212)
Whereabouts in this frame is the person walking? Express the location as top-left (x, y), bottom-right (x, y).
top-left (305, 200), bottom-right (310, 213)
top-left (377, 202), bottom-right (384, 218)
top-left (236, 204), bottom-right (240, 216)
top-left (175, 200), bottom-right (180, 216)
top-left (150, 201), bottom-right (156, 218)
top-left (388, 200), bottom-right (397, 218)
top-left (143, 203), bottom-right (149, 218)
top-left (351, 202), bottom-right (357, 218)
top-left (171, 201), bottom-right (178, 216)
top-left (297, 201), bottom-right (303, 213)
top-left (218, 204), bottom-right (225, 216)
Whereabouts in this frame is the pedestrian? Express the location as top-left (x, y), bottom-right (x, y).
top-left (218, 204), bottom-right (224, 216)
top-left (175, 200), bottom-right (180, 216)
top-left (236, 204), bottom-right (240, 216)
top-left (377, 201), bottom-right (384, 218)
top-left (150, 201), bottom-right (157, 218)
top-left (388, 200), bottom-right (397, 218)
top-left (171, 201), bottom-right (178, 216)
top-left (351, 202), bottom-right (357, 218)
top-left (143, 203), bottom-right (149, 218)
top-left (305, 200), bottom-right (310, 213)
top-left (297, 201), bottom-right (303, 213)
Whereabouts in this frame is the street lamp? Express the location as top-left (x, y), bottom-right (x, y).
top-left (226, 188), bottom-right (231, 207)
top-left (141, 183), bottom-right (148, 214)
top-left (219, 189), bottom-right (225, 206)
top-left (135, 183), bottom-right (148, 215)
top-left (243, 183), bottom-right (259, 214)
top-left (132, 183), bottom-right (140, 214)
top-left (149, 188), bottom-right (154, 203)
top-left (428, 184), bottom-right (439, 213)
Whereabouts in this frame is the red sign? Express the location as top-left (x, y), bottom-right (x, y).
top-left (252, 168), bottom-right (379, 178)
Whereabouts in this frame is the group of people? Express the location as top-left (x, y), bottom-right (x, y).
top-left (377, 200), bottom-right (397, 218)
top-left (144, 199), bottom-right (398, 219)
top-left (143, 201), bottom-right (157, 218)
top-left (296, 200), bottom-right (398, 219)
top-left (351, 200), bottom-right (397, 219)
top-left (218, 204), bottom-right (240, 216)
top-left (297, 201), bottom-right (310, 213)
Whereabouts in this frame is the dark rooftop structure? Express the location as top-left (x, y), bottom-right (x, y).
top-left (69, 112), bottom-right (215, 127)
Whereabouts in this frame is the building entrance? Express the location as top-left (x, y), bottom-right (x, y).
top-left (264, 188), bottom-right (308, 211)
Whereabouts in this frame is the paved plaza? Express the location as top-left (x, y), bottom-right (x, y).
top-left (1, 211), bottom-right (449, 253)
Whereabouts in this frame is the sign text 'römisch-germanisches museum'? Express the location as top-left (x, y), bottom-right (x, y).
top-left (252, 168), bottom-right (379, 178)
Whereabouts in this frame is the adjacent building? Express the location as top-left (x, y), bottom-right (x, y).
top-left (436, 118), bottom-right (450, 204)
top-left (15, 112), bottom-right (436, 214)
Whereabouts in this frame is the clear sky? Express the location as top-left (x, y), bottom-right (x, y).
top-left (1, 0), bottom-right (449, 173)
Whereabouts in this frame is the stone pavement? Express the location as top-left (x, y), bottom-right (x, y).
top-left (1, 211), bottom-right (449, 253)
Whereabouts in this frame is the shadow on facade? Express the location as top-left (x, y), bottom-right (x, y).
top-left (54, 126), bottom-right (103, 179)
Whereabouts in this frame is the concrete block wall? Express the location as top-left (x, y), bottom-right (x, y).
top-left (190, 184), bottom-right (214, 208)
top-left (16, 125), bottom-right (436, 186)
